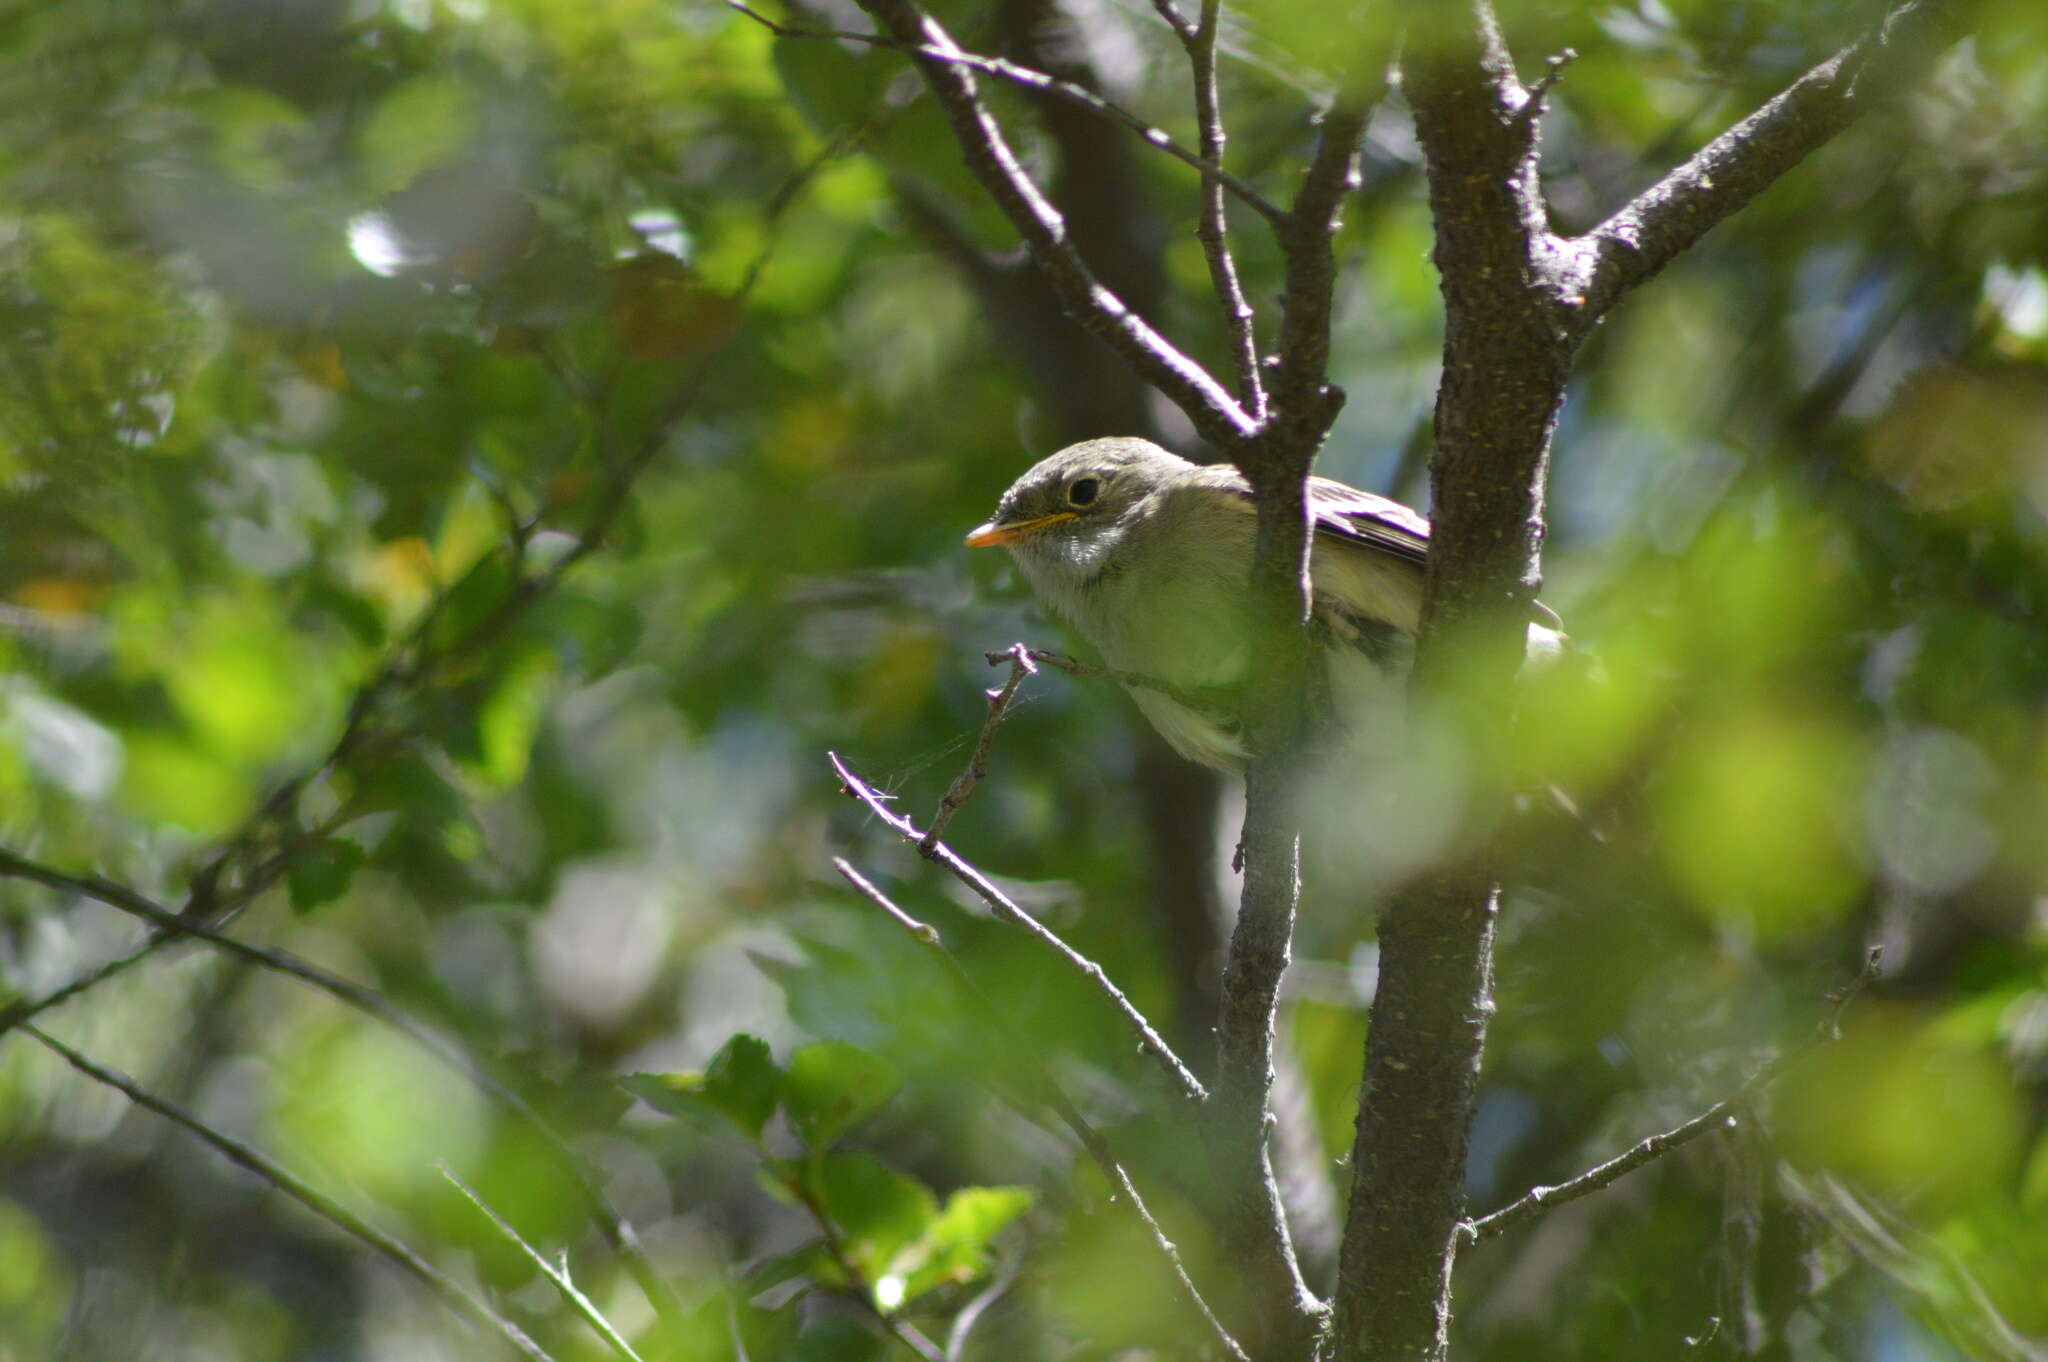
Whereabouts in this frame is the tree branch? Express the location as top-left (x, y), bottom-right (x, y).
top-left (829, 753), bottom-right (1208, 1104)
top-left (1332, 7), bottom-right (1561, 1359)
top-left (833, 859), bottom-right (1249, 1362)
top-left (1574, 0), bottom-right (1962, 319)
top-left (25, 1023), bottom-right (556, 1362)
top-left (1462, 947), bottom-right (1883, 1245)
top-left (1196, 69), bottom-right (1384, 1359)
top-left (726, 1), bottom-right (1284, 223)
top-left (921, 644), bottom-right (1035, 851)
top-left (851, 0), bottom-right (1257, 444)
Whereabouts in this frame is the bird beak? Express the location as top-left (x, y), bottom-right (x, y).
top-left (964, 511), bottom-right (1075, 547)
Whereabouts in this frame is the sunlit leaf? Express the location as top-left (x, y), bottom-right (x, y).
top-left (894, 1184), bottom-right (1033, 1304)
top-left (804, 1151), bottom-right (936, 1291)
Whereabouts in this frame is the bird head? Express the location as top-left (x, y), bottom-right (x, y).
top-left (964, 437), bottom-right (1190, 577)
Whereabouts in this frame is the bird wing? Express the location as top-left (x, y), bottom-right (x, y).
top-left (1184, 464), bottom-right (1430, 565)
top-left (1304, 475), bottom-right (1432, 567)
top-left (1184, 464), bottom-right (1563, 630)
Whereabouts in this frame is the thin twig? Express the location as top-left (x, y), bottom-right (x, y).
top-left (1461, 947), bottom-right (1884, 1244)
top-left (442, 1167), bottom-right (647, 1362)
top-left (1515, 47), bottom-right (1577, 124)
top-left (829, 754), bottom-right (1207, 1105)
top-left (944, 1250), bottom-right (1022, 1362)
top-left (922, 644), bottom-right (1035, 851)
top-left (833, 860), bottom-right (1248, 1362)
top-left (25, 1024), bottom-right (555, 1362)
top-left (0, 847), bottom-right (687, 1328)
top-left (851, 0), bottom-right (1256, 445)
top-left (0, 931), bottom-right (162, 1035)
top-left (994, 646), bottom-right (1234, 723)
top-left (1461, 1096), bottom-right (1744, 1245)
top-left (725, 1), bottom-right (1283, 224)
top-left (1183, 0), bottom-right (1266, 416)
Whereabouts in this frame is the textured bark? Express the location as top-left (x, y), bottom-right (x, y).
top-left (1331, 4), bottom-right (1962, 1358)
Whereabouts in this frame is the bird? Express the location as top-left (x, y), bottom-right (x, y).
top-left (965, 436), bottom-right (1563, 771)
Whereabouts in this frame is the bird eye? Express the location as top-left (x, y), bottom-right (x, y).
top-left (1068, 477), bottom-right (1100, 507)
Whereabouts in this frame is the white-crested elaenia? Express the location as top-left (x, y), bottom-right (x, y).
top-left (966, 436), bottom-right (1563, 771)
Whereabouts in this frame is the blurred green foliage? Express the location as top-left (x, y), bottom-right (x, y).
top-left (0, 0), bottom-right (2045, 1358)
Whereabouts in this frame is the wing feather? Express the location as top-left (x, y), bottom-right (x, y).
top-left (1184, 464), bottom-right (1562, 630)
top-left (1185, 465), bottom-right (1429, 565)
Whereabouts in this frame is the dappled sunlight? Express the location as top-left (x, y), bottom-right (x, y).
top-left (2, 0), bottom-right (2046, 1357)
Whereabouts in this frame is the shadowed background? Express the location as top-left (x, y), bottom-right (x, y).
top-left (1, 0), bottom-right (2047, 1357)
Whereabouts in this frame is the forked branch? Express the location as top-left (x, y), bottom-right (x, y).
top-left (1574, 0), bottom-right (1962, 319)
top-left (830, 753), bottom-right (1208, 1104)
top-left (852, 0), bottom-right (1257, 444)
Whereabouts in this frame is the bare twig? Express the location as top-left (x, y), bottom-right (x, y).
top-left (1146, 0), bottom-right (1196, 43)
top-left (1463, 1097), bottom-right (1744, 1246)
top-left (442, 1168), bottom-right (647, 1362)
top-left (0, 847), bottom-right (687, 1328)
top-left (923, 644), bottom-right (1035, 850)
top-left (1262, 85), bottom-right (1379, 432)
top-left (725, 1), bottom-right (1284, 224)
top-left (0, 931), bottom-right (162, 1035)
top-left (25, 1024), bottom-right (555, 1362)
top-left (994, 646), bottom-right (1234, 722)
top-left (1515, 47), bottom-right (1577, 124)
top-left (851, 0), bottom-right (1256, 445)
top-left (828, 754), bottom-right (1207, 1104)
top-left (1177, 0), bottom-right (1266, 415)
top-left (1574, 0), bottom-right (1961, 319)
top-left (944, 1251), bottom-right (1022, 1362)
top-left (833, 860), bottom-right (1248, 1362)
top-left (1461, 948), bottom-right (1884, 1244)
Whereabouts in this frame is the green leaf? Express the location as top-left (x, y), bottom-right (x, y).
top-left (621, 1033), bottom-right (780, 1140)
top-left (781, 1040), bottom-right (900, 1150)
top-left (286, 837), bottom-right (367, 914)
top-left (895, 1185), bottom-right (1034, 1304)
top-left (806, 1152), bottom-right (936, 1291)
